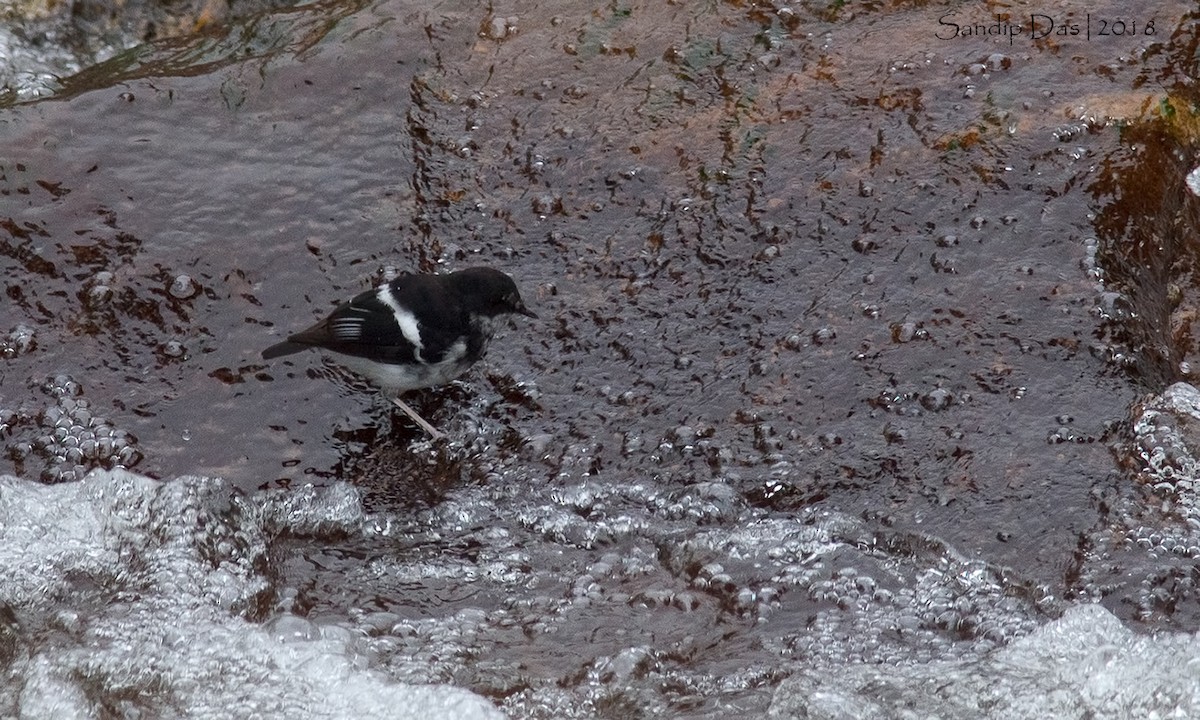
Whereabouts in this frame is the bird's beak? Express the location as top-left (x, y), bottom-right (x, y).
top-left (518, 304), bottom-right (538, 319)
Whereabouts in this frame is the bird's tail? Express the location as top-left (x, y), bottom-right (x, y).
top-left (262, 341), bottom-right (309, 359)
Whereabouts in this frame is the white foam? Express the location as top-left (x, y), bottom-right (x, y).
top-left (0, 470), bottom-right (501, 720)
top-left (768, 603), bottom-right (1200, 718)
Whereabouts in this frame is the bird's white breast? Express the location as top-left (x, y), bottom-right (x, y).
top-left (332, 339), bottom-right (471, 393)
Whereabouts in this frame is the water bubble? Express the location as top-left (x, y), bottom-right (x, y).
top-left (531, 194), bottom-right (562, 216)
top-left (757, 53), bottom-right (780, 69)
top-left (812, 327), bottom-right (836, 345)
top-left (891, 322), bottom-right (918, 343)
top-left (1095, 291), bottom-right (1130, 321)
top-left (1052, 123), bottom-right (1086, 142)
top-left (852, 236), bottom-right (879, 254)
top-left (117, 445), bottom-right (139, 466)
top-left (1187, 166), bottom-right (1200, 197)
top-left (481, 15), bottom-right (518, 40)
top-left (1, 324), bottom-right (36, 357)
top-left (44, 374), bottom-right (80, 398)
top-left (623, 433), bottom-right (644, 455)
top-left (169, 274), bottom-right (197, 299)
top-left (986, 53), bottom-right (1011, 71)
top-left (920, 388), bottom-right (954, 411)
top-left (86, 283), bottom-right (113, 307)
top-left (818, 433), bottom-right (842, 448)
top-left (161, 340), bottom-right (186, 359)
top-left (672, 425), bottom-right (696, 445)
top-left (754, 424), bottom-right (782, 453)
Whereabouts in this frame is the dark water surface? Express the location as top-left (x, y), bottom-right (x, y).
top-left (3, 0), bottom-right (1200, 715)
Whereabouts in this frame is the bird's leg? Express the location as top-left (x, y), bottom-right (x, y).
top-left (389, 394), bottom-right (445, 440)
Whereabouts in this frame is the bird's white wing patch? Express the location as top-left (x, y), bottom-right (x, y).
top-left (376, 286), bottom-right (425, 360)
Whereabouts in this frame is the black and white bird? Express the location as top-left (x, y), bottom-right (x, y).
top-left (262, 266), bottom-right (536, 439)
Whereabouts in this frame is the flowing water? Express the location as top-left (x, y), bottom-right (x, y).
top-left (2, 0), bottom-right (1200, 717)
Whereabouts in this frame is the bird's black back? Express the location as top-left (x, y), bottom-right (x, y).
top-left (261, 266), bottom-right (531, 365)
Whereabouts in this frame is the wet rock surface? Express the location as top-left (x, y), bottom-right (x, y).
top-left (3, 0), bottom-right (1200, 715)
